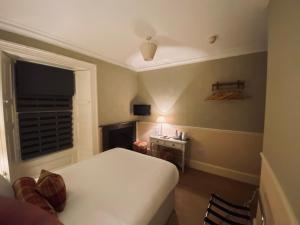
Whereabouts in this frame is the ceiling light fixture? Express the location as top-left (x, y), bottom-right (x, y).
top-left (140, 36), bottom-right (157, 61)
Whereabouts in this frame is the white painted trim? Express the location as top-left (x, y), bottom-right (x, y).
top-left (189, 159), bottom-right (259, 185)
top-left (138, 121), bottom-right (263, 136)
top-left (0, 19), bottom-right (266, 72)
top-left (16, 149), bottom-right (76, 178)
top-left (260, 153), bottom-right (299, 225)
top-left (0, 39), bottom-right (94, 70)
top-left (135, 47), bottom-right (267, 72)
top-left (0, 18), bottom-right (135, 71)
top-left (0, 39), bottom-right (100, 178)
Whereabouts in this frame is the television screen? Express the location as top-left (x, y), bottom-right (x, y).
top-left (133, 104), bottom-right (151, 116)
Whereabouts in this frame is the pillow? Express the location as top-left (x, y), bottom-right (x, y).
top-left (37, 170), bottom-right (67, 212)
top-left (0, 196), bottom-right (63, 225)
top-left (0, 175), bottom-right (14, 198)
top-left (13, 177), bottom-right (56, 215)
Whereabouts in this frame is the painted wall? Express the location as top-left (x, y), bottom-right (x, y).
top-left (136, 52), bottom-right (267, 183)
top-left (0, 29), bottom-right (267, 185)
top-left (0, 29), bottom-right (138, 125)
top-left (262, 0), bottom-right (300, 222)
top-left (99, 61), bottom-right (138, 125)
top-left (137, 52), bottom-right (267, 133)
top-left (138, 122), bottom-right (262, 184)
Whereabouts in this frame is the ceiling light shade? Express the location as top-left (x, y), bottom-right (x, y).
top-left (140, 37), bottom-right (157, 61)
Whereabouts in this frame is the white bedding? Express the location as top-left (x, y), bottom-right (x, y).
top-left (56, 148), bottom-right (179, 225)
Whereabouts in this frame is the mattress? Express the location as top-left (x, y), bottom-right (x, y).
top-left (56, 148), bottom-right (179, 225)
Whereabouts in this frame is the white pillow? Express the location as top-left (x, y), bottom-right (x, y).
top-left (0, 175), bottom-right (14, 198)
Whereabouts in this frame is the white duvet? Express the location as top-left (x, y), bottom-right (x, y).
top-left (57, 148), bottom-right (179, 225)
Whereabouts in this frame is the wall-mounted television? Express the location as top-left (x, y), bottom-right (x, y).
top-left (133, 104), bottom-right (151, 116)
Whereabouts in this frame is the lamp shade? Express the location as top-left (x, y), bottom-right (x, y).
top-left (156, 116), bottom-right (166, 123)
top-left (140, 41), bottom-right (157, 61)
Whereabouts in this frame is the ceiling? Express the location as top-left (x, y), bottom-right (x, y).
top-left (0, 0), bottom-right (268, 71)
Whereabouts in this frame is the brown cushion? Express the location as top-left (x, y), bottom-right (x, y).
top-left (0, 196), bottom-right (63, 225)
top-left (12, 177), bottom-right (56, 215)
top-left (37, 170), bottom-right (67, 212)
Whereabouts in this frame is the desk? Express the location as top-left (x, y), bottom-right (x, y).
top-left (150, 136), bottom-right (189, 172)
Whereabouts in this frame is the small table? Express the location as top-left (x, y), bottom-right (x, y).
top-left (150, 136), bottom-right (189, 172)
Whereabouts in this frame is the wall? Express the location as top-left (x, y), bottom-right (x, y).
top-left (260, 0), bottom-right (300, 223)
top-left (137, 52), bottom-right (267, 133)
top-left (0, 29), bottom-right (138, 125)
top-left (0, 30), bottom-right (138, 179)
top-left (0, 29), bottom-right (267, 185)
top-left (138, 122), bottom-right (262, 184)
top-left (259, 155), bottom-right (298, 225)
top-left (136, 52), bottom-right (267, 184)
top-left (99, 61), bottom-right (138, 125)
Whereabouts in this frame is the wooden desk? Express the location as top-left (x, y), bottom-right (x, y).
top-left (150, 136), bottom-right (189, 172)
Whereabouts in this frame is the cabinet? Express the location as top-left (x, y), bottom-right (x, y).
top-left (150, 136), bottom-right (189, 172)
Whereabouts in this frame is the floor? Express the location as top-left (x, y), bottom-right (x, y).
top-left (166, 168), bottom-right (257, 225)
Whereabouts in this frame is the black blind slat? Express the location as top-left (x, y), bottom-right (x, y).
top-left (21, 147), bottom-right (40, 154)
top-left (19, 111), bottom-right (73, 160)
top-left (17, 96), bottom-right (72, 112)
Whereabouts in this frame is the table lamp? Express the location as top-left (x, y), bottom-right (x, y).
top-left (156, 116), bottom-right (166, 136)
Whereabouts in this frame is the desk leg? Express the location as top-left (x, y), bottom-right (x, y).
top-left (181, 148), bottom-right (185, 173)
top-left (150, 143), bottom-right (154, 156)
top-left (149, 143), bottom-right (152, 156)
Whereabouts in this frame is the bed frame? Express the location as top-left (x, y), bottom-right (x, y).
top-left (149, 190), bottom-right (175, 225)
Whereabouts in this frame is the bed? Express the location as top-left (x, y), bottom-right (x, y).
top-left (56, 148), bottom-right (179, 225)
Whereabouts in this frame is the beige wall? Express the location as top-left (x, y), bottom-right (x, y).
top-left (0, 29), bottom-right (266, 132)
top-left (262, 0), bottom-right (300, 222)
top-left (137, 52), bottom-right (267, 133)
top-left (259, 155), bottom-right (298, 225)
top-left (0, 29), bottom-right (267, 185)
top-left (0, 29), bottom-right (138, 125)
top-left (136, 52), bottom-right (266, 184)
top-left (98, 61), bottom-right (138, 125)
top-left (138, 122), bottom-right (262, 182)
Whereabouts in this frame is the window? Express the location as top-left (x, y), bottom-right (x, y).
top-left (15, 61), bottom-right (75, 160)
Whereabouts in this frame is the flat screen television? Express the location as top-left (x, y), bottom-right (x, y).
top-left (133, 104), bottom-right (151, 116)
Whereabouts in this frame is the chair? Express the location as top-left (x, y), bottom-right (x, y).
top-left (204, 190), bottom-right (257, 225)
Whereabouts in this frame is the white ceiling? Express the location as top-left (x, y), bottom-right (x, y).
top-left (0, 0), bottom-right (268, 71)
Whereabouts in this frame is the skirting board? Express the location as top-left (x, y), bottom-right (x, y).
top-left (189, 160), bottom-right (259, 185)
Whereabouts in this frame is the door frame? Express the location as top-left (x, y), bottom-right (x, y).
top-left (0, 39), bottom-right (99, 179)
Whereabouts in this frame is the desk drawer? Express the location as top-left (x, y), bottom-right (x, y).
top-left (152, 138), bottom-right (165, 145)
top-left (165, 141), bottom-right (183, 150)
